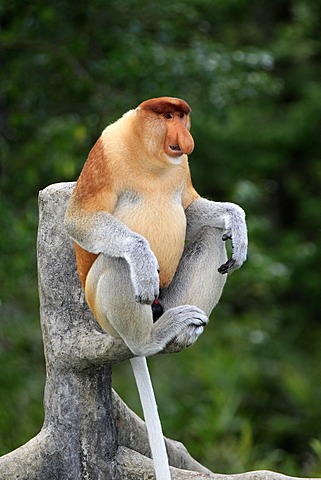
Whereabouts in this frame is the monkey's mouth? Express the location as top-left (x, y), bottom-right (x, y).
top-left (168, 144), bottom-right (183, 155)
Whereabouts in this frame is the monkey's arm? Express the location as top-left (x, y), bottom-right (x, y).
top-left (185, 198), bottom-right (248, 274)
top-left (64, 201), bottom-right (160, 304)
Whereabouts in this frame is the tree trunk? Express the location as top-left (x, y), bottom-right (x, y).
top-left (0, 182), bottom-right (318, 480)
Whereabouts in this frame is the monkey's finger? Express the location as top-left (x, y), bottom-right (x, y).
top-left (222, 232), bottom-right (232, 241)
top-left (218, 258), bottom-right (236, 274)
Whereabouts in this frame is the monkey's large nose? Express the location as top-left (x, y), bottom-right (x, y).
top-left (178, 128), bottom-right (194, 155)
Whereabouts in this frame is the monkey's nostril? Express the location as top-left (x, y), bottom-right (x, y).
top-left (170, 145), bottom-right (181, 151)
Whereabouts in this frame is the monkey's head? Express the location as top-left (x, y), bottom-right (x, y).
top-left (136, 97), bottom-right (194, 165)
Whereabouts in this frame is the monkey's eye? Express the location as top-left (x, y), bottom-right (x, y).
top-left (163, 112), bottom-right (173, 119)
top-left (179, 112), bottom-right (185, 118)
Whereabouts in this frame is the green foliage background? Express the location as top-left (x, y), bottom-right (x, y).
top-left (1, 0), bottom-right (321, 475)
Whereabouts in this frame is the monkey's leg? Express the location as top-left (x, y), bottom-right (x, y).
top-left (87, 258), bottom-right (178, 480)
top-left (86, 255), bottom-right (208, 356)
top-left (159, 226), bottom-right (227, 318)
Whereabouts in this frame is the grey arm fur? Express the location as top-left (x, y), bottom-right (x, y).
top-left (64, 204), bottom-right (160, 304)
top-left (185, 198), bottom-right (248, 274)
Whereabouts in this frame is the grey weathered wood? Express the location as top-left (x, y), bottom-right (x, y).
top-left (0, 183), bottom-right (319, 480)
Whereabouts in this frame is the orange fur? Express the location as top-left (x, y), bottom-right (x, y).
top-left (74, 243), bottom-right (98, 289)
top-left (72, 97), bottom-right (199, 288)
top-left (73, 137), bottom-right (115, 211)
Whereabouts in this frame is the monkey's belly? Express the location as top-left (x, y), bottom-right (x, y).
top-left (115, 202), bottom-right (186, 287)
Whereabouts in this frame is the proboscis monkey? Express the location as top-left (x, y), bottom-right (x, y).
top-left (65, 97), bottom-right (247, 480)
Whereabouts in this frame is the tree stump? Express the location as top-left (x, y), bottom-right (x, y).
top-left (0, 182), bottom-right (318, 480)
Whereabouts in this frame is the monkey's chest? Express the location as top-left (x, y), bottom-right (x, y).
top-left (113, 193), bottom-right (186, 287)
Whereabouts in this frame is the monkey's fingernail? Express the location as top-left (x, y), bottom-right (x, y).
top-left (218, 264), bottom-right (228, 274)
top-left (218, 258), bottom-right (236, 274)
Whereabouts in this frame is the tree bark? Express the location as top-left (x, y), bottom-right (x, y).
top-left (0, 182), bottom-right (318, 480)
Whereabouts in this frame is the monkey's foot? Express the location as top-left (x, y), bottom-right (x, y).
top-left (170, 305), bottom-right (208, 348)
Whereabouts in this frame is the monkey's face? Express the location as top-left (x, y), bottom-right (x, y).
top-left (137, 97), bottom-right (195, 166)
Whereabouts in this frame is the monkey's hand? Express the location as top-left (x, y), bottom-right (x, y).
top-left (125, 236), bottom-right (160, 304)
top-left (218, 203), bottom-right (248, 275)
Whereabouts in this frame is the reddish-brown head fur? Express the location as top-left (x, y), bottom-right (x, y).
top-left (138, 97), bottom-right (191, 115)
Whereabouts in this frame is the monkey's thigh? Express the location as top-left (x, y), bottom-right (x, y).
top-left (160, 226), bottom-right (227, 316)
top-left (86, 254), bottom-right (154, 344)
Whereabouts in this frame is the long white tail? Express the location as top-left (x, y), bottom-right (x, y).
top-left (130, 356), bottom-right (171, 480)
